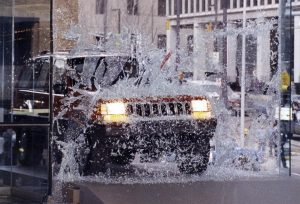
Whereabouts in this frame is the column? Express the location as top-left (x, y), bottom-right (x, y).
top-left (227, 22), bottom-right (238, 82)
top-left (199, 0), bottom-right (203, 12)
top-left (167, 25), bottom-right (177, 52)
top-left (230, 0), bottom-right (234, 9)
top-left (294, 16), bottom-right (300, 83)
top-left (171, 0), bottom-right (174, 15)
top-left (256, 19), bottom-right (271, 82)
top-left (205, 0), bottom-right (208, 12)
top-left (167, 0), bottom-right (170, 15)
top-left (193, 23), bottom-right (206, 80)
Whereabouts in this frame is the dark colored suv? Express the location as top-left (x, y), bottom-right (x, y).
top-left (14, 51), bottom-right (217, 174)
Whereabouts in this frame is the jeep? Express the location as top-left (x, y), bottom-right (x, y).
top-left (15, 50), bottom-right (217, 174)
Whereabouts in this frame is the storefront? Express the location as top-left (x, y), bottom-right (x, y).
top-left (0, 0), bottom-right (51, 202)
top-left (0, 0), bottom-right (297, 202)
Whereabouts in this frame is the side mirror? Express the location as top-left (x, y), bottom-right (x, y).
top-left (205, 72), bottom-right (217, 77)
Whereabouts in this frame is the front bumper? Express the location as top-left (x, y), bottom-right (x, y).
top-left (87, 118), bottom-right (217, 148)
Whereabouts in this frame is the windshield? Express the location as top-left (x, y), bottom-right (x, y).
top-left (80, 56), bottom-right (138, 87)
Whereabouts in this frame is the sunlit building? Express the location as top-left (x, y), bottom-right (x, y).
top-left (166, 0), bottom-right (300, 86)
top-left (77, 0), bottom-right (167, 50)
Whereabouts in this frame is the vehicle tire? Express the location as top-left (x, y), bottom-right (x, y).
top-left (75, 139), bottom-right (90, 175)
top-left (83, 139), bottom-right (110, 175)
top-left (52, 120), bottom-right (90, 176)
top-left (176, 136), bottom-right (210, 174)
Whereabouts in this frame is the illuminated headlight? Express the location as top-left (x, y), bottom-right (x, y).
top-left (191, 100), bottom-right (209, 112)
top-left (191, 99), bottom-right (211, 119)
top-left (101, 102), bottom-right (126, 115)
top-left (100, 102), bottom-right (127, 122)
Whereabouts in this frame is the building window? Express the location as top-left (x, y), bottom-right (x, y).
top-left (196, 0), bottom-right (199, 12)
top-left (168, 0), bottom-right (172, 15)
top-left (127, 0), bottom-right (138, 15)
top-left (174, 0), bottom-right (182, 15)
top-left (202, 0), bottom-right (205, 11)
top-left (267, 0), bottom-right (272, 4)
top-left (240, 0), bottom-right (244, 7)
top-left (157, 34), bottom-right (167, 50)
top-left (247, 0), bottom-right (251, 7)
top-left (260, 0), bottom-right (264, 6)
top-left (208, 0), bottom-right (211, 11)
top-left (187, 35), bottom-right (193, 55)
top-left (190, 0), bottom-right (194, 13)
top-left (158, 0), bottom-right (166, 16)
top-left (185, 0), bottom-right (188, 13)
top-left (233, 0), bottom-right (237, 8)
top-left (253, 0), bottom-right (257, 6)
top-left (96, 0), bottom-right (106, 14)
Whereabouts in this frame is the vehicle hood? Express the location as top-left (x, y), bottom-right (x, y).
top-left (88, 79), bottom-right (221, 101)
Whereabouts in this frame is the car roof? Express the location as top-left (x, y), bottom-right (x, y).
top-left (33, 51), bottom-right (131, 60)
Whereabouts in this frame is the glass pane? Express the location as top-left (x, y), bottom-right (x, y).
top-left (0, 0), bottom-right (50, 201)
top-left (0, 128), bottom-right (13, 188)
top-left (0, 1), bottom-right (13, 124)
top-left (12, 126), bottom-right (48, 198)
top-left (0, 1), bottom-right (50, 125)
top-left (6, 0), bottom-right (299, 202)
top-left (279, 0), bottom-right (293, 175)
top-left (50, 1), bottom-right (295, 192)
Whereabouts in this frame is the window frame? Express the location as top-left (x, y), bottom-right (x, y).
top-left (95, 0), bottom-right (106, 15)
top-left (127, 0), bottom-right (139, 15)
top-left (158, 0), bottom-right (166, 16)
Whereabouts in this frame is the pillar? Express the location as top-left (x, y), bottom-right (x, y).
top-left (193, 23), bottom-right (206, 80)
top-left (167, 25), bottom-right (177, 53)
top-left (294, 16), bottom-right (300, 83)
top-left (227, 22), bottom-right (237, 82)
top-left (256, 19), bottom-right (271, 82)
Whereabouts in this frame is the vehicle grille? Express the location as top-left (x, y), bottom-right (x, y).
top-left (126, 102), bottom-right (192, 117)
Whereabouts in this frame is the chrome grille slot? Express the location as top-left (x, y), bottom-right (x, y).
top-left (168, 103), bottom-right (176, 115)
top-left (185, 102), bottom-right (191, 115)
top-left (161, 103), bottom-right (167, 116)
top-left (177, 103), bottom-right (184, 115)
top-left (152, 104), bottom-right (159, 115)
top-left (136, 104), bottom-right (142, 116)
top-left (144, 104), bottom-right (151, 116)
top-left (127, 104), bottom-right (134, 114)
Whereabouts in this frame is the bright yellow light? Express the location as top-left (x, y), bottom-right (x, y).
top-left (192, 112), bottom-right (211, 119)
top-left (101, 102), bottom-right (126, 115)
top-left (191, 100), bottom-right (209, 112)
top-left (103, 114), bottom-right (127, 123)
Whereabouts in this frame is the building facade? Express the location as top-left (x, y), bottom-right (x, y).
top-left (76, 0), bottom-right (167, 49)
top-left (166, 0), bottom-right (300, 84)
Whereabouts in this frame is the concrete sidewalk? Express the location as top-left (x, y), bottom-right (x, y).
top-left (73, 139), bottom-right (300, 204)
top-left (78, 177), bottom-right (300, 204)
